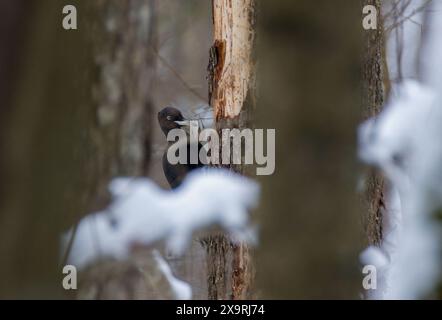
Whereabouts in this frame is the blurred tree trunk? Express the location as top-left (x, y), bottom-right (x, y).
top-left (360, 0), bottom-right (388, 247)
top-left (420, 0), bottom-right (442, 300)
top-left (74, 0), bottom-right (158, 299)
top-left (0, 0), bottom-right (155, 298)
top-left (256, 0), bottom-right (363, 299)
top-left (204, 0), bottom-right (257, 300)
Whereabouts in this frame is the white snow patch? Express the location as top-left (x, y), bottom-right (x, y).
top-left (63, 168), bottom-right (259, 270)
top-left (358, 80), bottom-right (441, 299)
top-left (153, 250), bottom-right (192, 300)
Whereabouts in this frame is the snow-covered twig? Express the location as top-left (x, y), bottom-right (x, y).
top-left (63, 168), bottom-right (260, 270)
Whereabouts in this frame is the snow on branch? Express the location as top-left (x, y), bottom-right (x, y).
top-left (153, 250), bottom-right (192, 300)
top-left (359, 81), bottom-right (441, 299)
top-left (63, 169), bottom-right (260, 270)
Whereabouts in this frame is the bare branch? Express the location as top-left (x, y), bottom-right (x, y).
top-left (385, 0), bottom-right (432, 33)
top-left (150, 46), bottom-right (207, 103)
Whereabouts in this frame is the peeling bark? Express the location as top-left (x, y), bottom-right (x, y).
top-left (204, 0), bottom-right (257, 300)
top-left (210, 0), bottom-right (256, 120)
top-left (201, 235), bottom-right (231, 299)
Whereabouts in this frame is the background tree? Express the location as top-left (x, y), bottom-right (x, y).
top-left (255, 0), bottom-right (364, 299)
top-left (361, 0), bottom-right (389, 247)
top-left (0, 0), bottom-right (156, 298)
top-left (203, 0), bottom-right (257, 300)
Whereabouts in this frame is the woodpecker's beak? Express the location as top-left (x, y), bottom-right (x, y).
top-left (174, 120), bottom-right (189, 126)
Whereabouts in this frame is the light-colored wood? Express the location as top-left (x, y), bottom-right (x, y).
top-left (211, 0), bottom-right (256, 119)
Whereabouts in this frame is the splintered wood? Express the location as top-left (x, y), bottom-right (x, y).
top-left (211, 0), bottom-right (255, 119)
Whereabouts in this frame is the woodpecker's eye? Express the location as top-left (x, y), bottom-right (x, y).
top-left (166, 116), bottom-right (173, 121)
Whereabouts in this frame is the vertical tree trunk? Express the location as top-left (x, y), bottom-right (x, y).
top-left (256, 0), bottom-right (363, 299)
top-left (73, 0), bottom-right (158, 299)
top-left (204, 0), bottom-right (257, 300)
top-left (91, 0), bottom-right (156, 178)
top-left (0, 0), bottom-right (155, 298)
top-left (361, 0), bottom-right (388, 247)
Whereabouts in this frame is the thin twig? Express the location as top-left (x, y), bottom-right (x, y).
top-left (150, 45), bottom-right (207, 103)
top-left (61, 222), bottom-right (79, 267)
top-left (385, 0), bottom-right (432, 33)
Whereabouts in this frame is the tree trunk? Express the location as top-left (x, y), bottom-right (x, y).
top-left (204, 0), bottom-right (257, 300)
top-left (0, 0), bottom-right (155, 298)
top-left (360, 0), bottom-right (388, 247)
top-left (256, 0), bottom-right (364, 299)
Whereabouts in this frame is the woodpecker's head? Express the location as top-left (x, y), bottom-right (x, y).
top-left (158, 107), bottom-right (188, 136)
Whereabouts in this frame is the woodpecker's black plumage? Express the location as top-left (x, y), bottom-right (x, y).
top-left (158, 107), bottom-right (205, 189)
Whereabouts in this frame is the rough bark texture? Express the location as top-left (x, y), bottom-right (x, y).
top-left (256, 0), bottom-right (363, 299)
top-left (361, 0), bottom-right (388, 247)
top-left (203, 0), bottom-right (257, 300)
top-left (200, 235), bottom-right (231, 299)
top-left (210, 0), bottom-right (256, 120)
top-left (0, 0), bottom-right (155, 298)
top-left (73, 0), bottom-right (158, 299)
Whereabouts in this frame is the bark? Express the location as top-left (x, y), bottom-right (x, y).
top-left (92, 0), bottom-right (156, 177)
top-left (256, 0), bottom-right (363, 299)
top-left (73, 0), bottom-right (158, 299)
top-left (204, 0), bottom-right (257, 300)
top-left (360, 0), bottom-right (388, 247)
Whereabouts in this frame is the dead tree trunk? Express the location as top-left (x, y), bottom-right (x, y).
top-left (203, 0), bottom-right (257, 300)
top-left (73, 0), bottom-right (158, 299)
